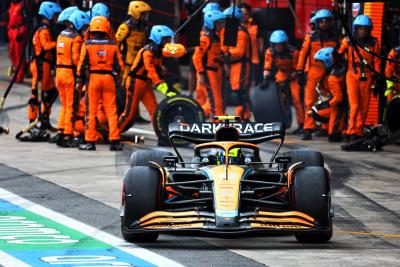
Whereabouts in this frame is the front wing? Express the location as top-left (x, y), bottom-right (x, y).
top-left (123, 210), bottom-right (328, 235)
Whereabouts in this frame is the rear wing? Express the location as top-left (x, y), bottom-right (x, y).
top-left (168, 122), bottom-right (285, 144)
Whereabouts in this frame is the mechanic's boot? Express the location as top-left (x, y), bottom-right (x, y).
top-left (110, 140), bottom-right (123, 151)
top-left (59, 135), bottom-right (78, 148)
top-left (79, 142), bottom-right (96, 151)
top-left (301, 130), bottom-right (312, 141)
top-left (49, 132), bottom-right (63, 144)
top-left (41, 119), bottom-right (58, 133)
top-left (328, 133), bottom-right (343, 143)
top-left (292, 124), bottom-right (304, 135)
top-left (315, 128), bottom-right (328, 137)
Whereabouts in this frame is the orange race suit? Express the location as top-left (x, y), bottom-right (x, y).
top-left (222, 25), bottom-right (252, 119)
top-left (193, 27), bottom-right (224, 118)
top-left (297, 29), bottom-right (338, 131)
top-left (338, 36), bottom-right (380, 137)
top-left (28, 22), bottom-right (58, 123)
top-left (384, 47), bottom-right (400, 101)
top-left (118, 43), bottom-right (161, 132)
top-left (264, 45), bottom-right (304, 126)
top-left (56, 28), bottom-right (83, 136)
top-left (77, 39), bottom-right (124, 142)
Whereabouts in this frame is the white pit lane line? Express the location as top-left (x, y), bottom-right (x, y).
top-left (0, 188), bottom-right (184, 267)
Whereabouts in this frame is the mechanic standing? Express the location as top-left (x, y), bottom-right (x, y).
top-left (28, 1), bottom-right (61, 131)
top-left (115, 1), bottom-right (152, 124)
top-left (384, 47), bottom-right (400, 102)
top-left (263, 30), bottom-right (304, 134)
top-left (192, 10), bottom-right (225, 118)
top-left (338, 15), bottom-right (380, 142)
top-left (118, 25), bottom-right (176, 133)
top-left (297, 9), bottom-right (338, 140)
top-left (240, 3), bottom-right (262, 87)
top-left (116, 1), bottom-right (151, 87)
top-left (314, 47), bottom-right (346, 142)
top-left (55, 10), bottom-right (89, 147)
top-left (77, 16), bottom-right (124, 151)
top-left (7, 0), bottom-right (27, 83)
top-left (222, 6), bottom-right (252, 120)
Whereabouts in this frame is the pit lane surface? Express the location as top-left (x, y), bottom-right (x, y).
top-left (1, 80), bottom-right (400, 266)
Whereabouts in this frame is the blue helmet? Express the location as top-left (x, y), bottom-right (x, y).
top-left (269, 30), bottom-right (288, 44)
top-left (204, 10), bottom-right (225, 30)
top-left (149, 25), bottom-right (174, 45)
top-left (39, 1), bottom-right (62, 20)
top-left (310, 15), bottom-right (317, 25)
top-left (91, 2), bottom-right (110, 18)
top-left (57, 6), bottom-right (78, 24)
top-left (69, 10), bottom-right (90, 31)
top-left (353, 15), bottom-right (373, 31)
top-left (314, 47), bottom-right (334, 69)
top-left (223, 6), bottom-right (243, 21)
top-left (314, 9), bottom-right (333, 21)
top-left (86, 10), bottom-right (92, 20)
top-left (203, 2), bottom-right (220, 13)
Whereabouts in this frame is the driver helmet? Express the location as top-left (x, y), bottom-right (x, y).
top-left (228, 147), bottom-right (241, 164)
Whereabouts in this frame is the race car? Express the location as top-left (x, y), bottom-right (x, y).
top-left (120, 116), bottom-right (333, 243)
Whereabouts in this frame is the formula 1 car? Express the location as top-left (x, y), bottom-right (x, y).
top-left (120, 116), bottom-right (333, 243)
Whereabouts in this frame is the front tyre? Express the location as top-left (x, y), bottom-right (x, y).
top-left (121, 166), bottom-right (160, 242)
top-left (292, 166), bottom-right (332, 243)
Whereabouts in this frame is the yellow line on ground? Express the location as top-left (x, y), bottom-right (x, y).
top-left (336, 230), bottom-right (400, 238)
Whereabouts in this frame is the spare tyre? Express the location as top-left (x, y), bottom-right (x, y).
top-left (153, 96), bottom-right (205, 146)
top-left (250, 82), bottom-right (292, 128)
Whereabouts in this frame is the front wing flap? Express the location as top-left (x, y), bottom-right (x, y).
top-left (125, 210), bottom-right (325, 234)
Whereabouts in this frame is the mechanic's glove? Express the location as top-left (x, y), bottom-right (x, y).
top-left (385, 80), bottom-right (396, 97)
top-left (156, 82), bottom-right (177, 98)
top-left (296, 70), bottom-right (306, 86)
top-left (172, 82), bottom-right (183, 92)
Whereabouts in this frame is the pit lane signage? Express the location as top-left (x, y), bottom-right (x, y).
top-left (0, 189), bottom-right (181, 267)
top-left (179, 123), bottom-right (275, 135)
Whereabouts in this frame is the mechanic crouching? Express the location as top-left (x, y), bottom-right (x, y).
top-left (314, 47), bottom-right (347, 142)
top-left (76, 16), bottom-right (124, 151)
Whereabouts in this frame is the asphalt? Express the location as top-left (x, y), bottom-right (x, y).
top-left (0, 46), bottom-right (400, 266)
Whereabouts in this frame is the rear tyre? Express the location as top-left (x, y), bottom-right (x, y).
top-left (292, 166), bottom-right (332, 243)
top-left (130, 150), bottom-right (173, 167)
top-left (121, 166), bottom-right (160, 242)
top-left (281, 150), bottom-right (324, 167)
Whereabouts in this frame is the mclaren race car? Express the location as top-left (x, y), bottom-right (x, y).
top-left (120, 116), bottom-right (333, 243)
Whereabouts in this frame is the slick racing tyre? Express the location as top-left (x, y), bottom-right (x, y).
top-left (130, 150), bottom-right (173, 167)
top-left (121, 166), bottom-right (160, 242)
top-left (280, 150), bottom-right (324, 167)
top-left (250, 82), bottom-right (292, 128)
top-left (292, 166), bottom-right (332, 243)
top-left (153, 96), bottom-right (205, 146)
top-left (384, 94), bottom-right (400, 135)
